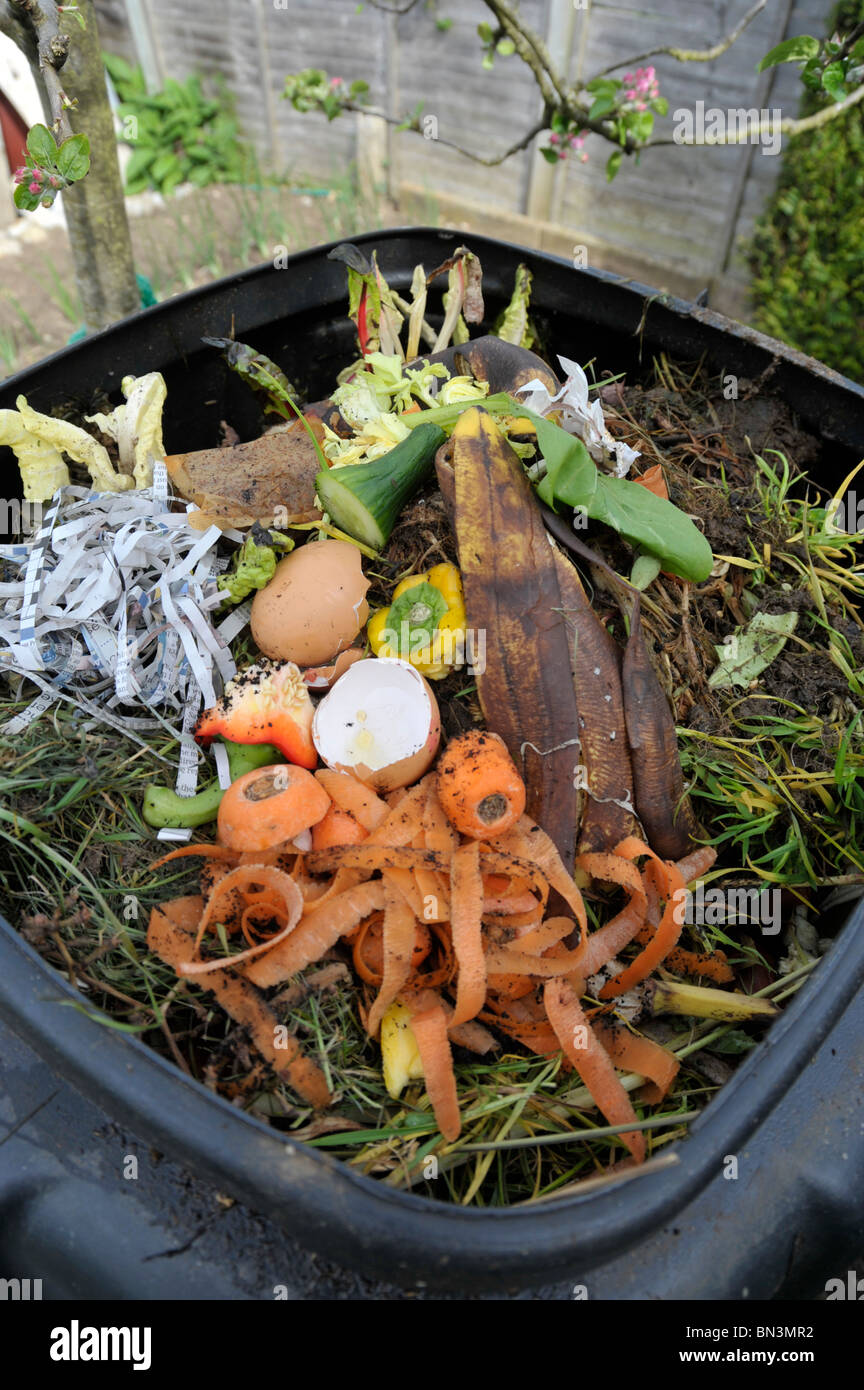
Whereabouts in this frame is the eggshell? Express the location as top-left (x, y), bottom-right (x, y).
top-left (251, 540), bottom-right (369, 666)
top-left (312, 657), bottom-right (441, 793)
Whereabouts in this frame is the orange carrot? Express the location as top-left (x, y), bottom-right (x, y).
top-left (436, 730), bottom-right (526, 839)
top-left (218, 764), bottom-right (330, 852)
top-left (544, 975), bottom-right (646, 1162)
top-left (449, 841), bottom-right (487, 1026)
top-left (177, 864), bottom-right (303, 976)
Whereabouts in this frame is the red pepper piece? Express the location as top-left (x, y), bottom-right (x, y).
top-left (195, 659), bottom-right (317, 769)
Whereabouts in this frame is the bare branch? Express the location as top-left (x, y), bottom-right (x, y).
top-left (480, 0), bottom-right (560, 109)
top-left (590, 0), bottom-right (767, 80)
top-left (486, 0), bottom-right (569, 106)
top-left (0, 2), bottom-right (33, 52)
top-left (7, 0), bottom-right (74, 139)
top-left (648, 80), bottom-right (864, 147)
top-left (343, 101), bottom-right (547, 166)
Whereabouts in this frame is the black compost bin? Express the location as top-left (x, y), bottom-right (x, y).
top-left (2, 228), bottom-right (864, 1299)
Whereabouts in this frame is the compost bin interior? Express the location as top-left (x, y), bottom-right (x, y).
top-left (1, 227), bottom-right (863, 1293)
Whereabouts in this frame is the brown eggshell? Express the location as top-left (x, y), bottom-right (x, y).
top-left (251, 539), bottom-right (369, 666)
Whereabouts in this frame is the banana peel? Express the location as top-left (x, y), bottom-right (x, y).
top-left (448, 406), bottom-right (582, 870)
top-left (622, 596), bottom-right (699, 859)
top-left (552, 551), bottom-right (640, 854)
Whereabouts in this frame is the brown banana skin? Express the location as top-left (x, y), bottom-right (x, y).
top-left (622, 597), bottom-right (698, 859)
top-left (437, 425), bottom-right (695, 861)
top-left (449, 408), bottom-right (582, 871)
top-left (552, 552), bottom-right (640, 854)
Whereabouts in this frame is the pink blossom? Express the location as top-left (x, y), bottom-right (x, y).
top-left (625, 89), bottom-right (636, 100)
top-left (549, 131), bottom-right (560, 144)
top-left (29, 180), bottom-right (40, 194)
top-left (580, 152), bottom-right (589, 163)
top-left (330, 76), bottom-right (344, 87)
top-left (558, 150), bottom-right (567, 160)
top-left (623, 72), bottom-right (634, 83)
top-left (636, 101), bottom-right (647, 111)
top-left (13, 167), bottom-right (27, 184)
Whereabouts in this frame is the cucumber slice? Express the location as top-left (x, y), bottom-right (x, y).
top-left (316, 422), bottom-right (446, 550)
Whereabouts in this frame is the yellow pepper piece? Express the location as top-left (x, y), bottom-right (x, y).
top-left (380, 1000), bottom-right (425, 1099)
top-left (367, 560), bottom-right (467, 679)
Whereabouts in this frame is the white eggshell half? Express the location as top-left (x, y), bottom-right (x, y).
top-left (312, 657), bottom-right (440, 793)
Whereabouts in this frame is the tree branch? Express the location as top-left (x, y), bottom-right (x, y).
top-left (7, 0), bottom-right (74, 140)
top-left (344, 101), bottom-right (547, 166)
top-left (486, 0), bottom-right (569, 106)
top-left (590, 0), bottom-right (767, 80)
top-left (648, 79), bottom-right (864, 147)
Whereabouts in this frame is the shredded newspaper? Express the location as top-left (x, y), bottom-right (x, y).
top-left (0, 464), bottom-right (249, 799)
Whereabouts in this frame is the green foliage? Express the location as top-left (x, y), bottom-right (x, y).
top-left (104, 54), bottom-right (254, 196)
top-left (749, 2), bottom-right (864, 383)
top-left (12, 125), bottom-right (90, 211)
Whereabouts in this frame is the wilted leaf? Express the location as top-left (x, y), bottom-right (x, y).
top-left (708, 610), bottom-right (798, 689)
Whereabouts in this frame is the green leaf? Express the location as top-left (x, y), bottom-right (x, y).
top-left (821, 61), bottom-right (847, 103)
top-left (14, 182), bottom-right (41, 212)
top-left (589, 474), bottom-right (714, 581)
top-left (606, 148), bottom-right (623, 181)
top-left (630, 553), bottom-right (661, 590)
top-left (26, 123), bottom-right (57, 166)
top-left (497, 38), bottom-right (515, 55)
top-left (757, 35), bottom-right (819, 72)
top-left (589, 92), bottom-right (617, 121)
top-left (477, 22), bottom-right (493, 43)
top-left (482, 52), bottom-right (495, 70)
top-left (708, 611), bottom-right (798, 690)
top-left (625, 109), bottom-right (654, 142)
top-left (56, 133), bottom-right (90, 182)
top-left (535, 421), bottom-right (597, 511)
top-left (652, 96), bottom-right (669, 116)
top-left (531, 414), bottom-right (713, 580)
top-left (150, 150), bottom-right (180, 182)
top-left (541, 146), bottom-right (561, 164)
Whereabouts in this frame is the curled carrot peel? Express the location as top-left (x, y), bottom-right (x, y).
top-left (148, 895), bottom-right (331, 1110)
top-left (405, 992), bottom-right (461, 1143)
top-left (597, 839), bottom-right (687, 999)
top-left (449, 841), bottom-right (487, 1026)
top-left (314, 769), bottom-right (389, 833)
top-left (178, 864), bottom-right (303, 977)
top-left (147, 778), bottom-right (722, 1152)
top-left (544, 975), bottom-right (646, 1163)
top-left (592, 1020), bottom-right (680, 1105)
top-left (366, 874), bottom-right (423, 1037)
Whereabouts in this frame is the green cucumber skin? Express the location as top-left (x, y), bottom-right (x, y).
top-left (316, 422), bottom-right (446, 549)
top-left (142, 740), bottom-right (280, 828)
